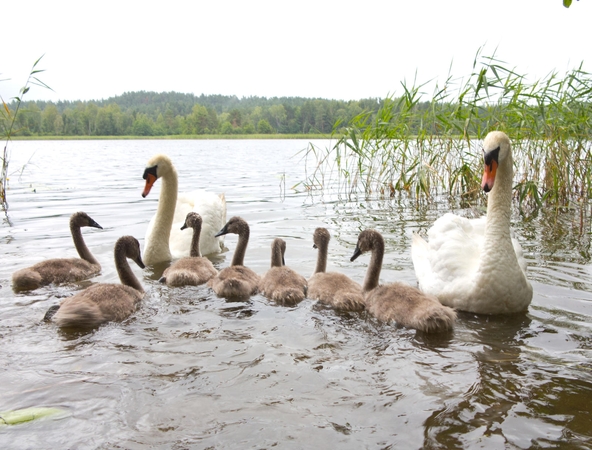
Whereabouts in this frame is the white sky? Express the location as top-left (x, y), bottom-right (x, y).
top-left (1, 0), bottom-right (590, 103)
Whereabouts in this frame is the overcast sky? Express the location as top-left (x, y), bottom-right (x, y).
top-left (1, 1), bottom-right (590, 103)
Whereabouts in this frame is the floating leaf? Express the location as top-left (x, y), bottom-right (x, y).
top-left (0, 407), bottom-right (67, 425)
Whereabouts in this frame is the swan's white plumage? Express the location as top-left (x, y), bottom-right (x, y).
top-left (411, 131), bottom-right (533, 314)
top-left (144, 190), bottom-right (226, 258)
top-left (142, 154), bottom-right (226, 265)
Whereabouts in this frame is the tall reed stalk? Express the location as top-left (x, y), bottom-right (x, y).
top-left (1, 56), bottom-right (51, 212)
top-left (301, 50), bottom-right (592, 210)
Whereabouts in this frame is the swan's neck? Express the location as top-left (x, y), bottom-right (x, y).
top-left (154, 168), bottom-right (178, 241)
top-left (363, 239), bottom-right (383, 292)
top-left (145, 167), bottom-right (178, 261)
top-left (483, 154), bottom-right (516, 261)
top-left (231, 228), bottom-right (250, 266)
top-left (314, 242), bottom-right (328, 274)
top-left (71, 223), bottom-right (99, 265)
top-left (190, 226), bottom-right (202, 258)
top-left (271, 244), bottom-right (282, 267)
top-left (116, 255), bottom-right (144, 294)
top-left (485, 156), bottom-right (513, 235)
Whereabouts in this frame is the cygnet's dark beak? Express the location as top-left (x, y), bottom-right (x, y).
top-left (350, 246), bottom-right (362, 262)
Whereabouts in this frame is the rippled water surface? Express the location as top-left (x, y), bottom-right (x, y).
top-left (1, 140), bottom-right (591, 449)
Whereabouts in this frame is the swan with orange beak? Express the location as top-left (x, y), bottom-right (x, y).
top-left (411, 131), bottom-right (533, 314)
top-left (141, 154), bottom-right (226, 265)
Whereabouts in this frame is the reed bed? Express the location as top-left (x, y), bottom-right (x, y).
top-left (1, 56), bottom-right (51, 212)
top-left (300, 51), bottom-right (592, 211)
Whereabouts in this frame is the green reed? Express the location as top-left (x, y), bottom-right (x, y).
top-left (1, 56), bottom-right (51, 212)
top-left (300, 50), bottom-right (592, 210)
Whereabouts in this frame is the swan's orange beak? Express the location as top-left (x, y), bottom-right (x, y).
top-left (142, 173), bottom-right (157, 198)
top-left (481, 160), bottom-right (497, 193)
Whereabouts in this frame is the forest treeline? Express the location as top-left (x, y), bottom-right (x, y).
top-left (5, 91), bottom-right (389, 137)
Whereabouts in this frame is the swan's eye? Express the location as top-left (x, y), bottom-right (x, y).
top-left (143, 165), bottom-right (158, 180)
top-left (484, 146), bottom-right (500, 167)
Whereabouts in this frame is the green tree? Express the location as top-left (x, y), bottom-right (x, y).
top-left (95, 106), bottom-right (116, 135)
top-left (269, 104), bottom-right (287, 131)
top-left (187, 104), bottom-right (210, 134)
top-left (84, 103), bottom-right (99, 135)
top-left (242, 122), bottom-right (255, 134)
top-left (257, 119), bottom-right (273, 134)
top-left (220, 121), bottom-right (234, 134)
top-left (228, 109), bottom-right (242, 127)
top-left (42, 104), bottom-right (59, 134)
top-left (17, 103), bottom-right (42, 135)
top-left (132, 114), bottom-right (154, 136)
top-left (153, 113), bottom-right (166, 136)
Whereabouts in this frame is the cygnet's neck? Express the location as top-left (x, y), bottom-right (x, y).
top-left (116, 253), bottom-right (144, 294)
top-left (231, 227), bottom-right (250, 267)
top-left (71, 222), bottom-right (99, 265)
top-left (190, 225), bottom-right (202, 258)
top-left (363, 235), bottom-right (384, 292)
top-left (271, 242), bottom-right (283, 267)
top-left (314, 240), bottom-right (328, 274)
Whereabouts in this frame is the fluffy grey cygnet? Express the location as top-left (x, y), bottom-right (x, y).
top-left (12, 211), bottom-right (103, 292)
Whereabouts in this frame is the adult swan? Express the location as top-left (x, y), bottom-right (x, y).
top-left (141, 154), bottom-right (226, 265)
top-left (411, 131), bottom-right (533, 314)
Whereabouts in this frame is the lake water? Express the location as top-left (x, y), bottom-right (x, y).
top-left (1, 139), bottom-right (591, 449)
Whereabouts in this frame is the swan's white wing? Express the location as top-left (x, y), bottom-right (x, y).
top-left (169, 190), bottom-right (227, 258)
top-left (412, 213), bottom-right (484, 298)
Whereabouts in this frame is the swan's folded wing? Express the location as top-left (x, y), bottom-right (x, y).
top-left (170, 190), bottom-right (227, 257)
top-left (411, 233), bottom-right (430, 285)
top-left (413, 213), bottom-right (484, 295)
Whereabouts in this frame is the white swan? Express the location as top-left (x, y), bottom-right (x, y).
top-left (411, 131), bottom-right (533, 314)
top-left (141, 154), bottom-right (226, 265)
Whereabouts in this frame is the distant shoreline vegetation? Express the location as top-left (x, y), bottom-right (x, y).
top-left (3, 50), bottom-right (591, 212)
top-left (8, 133), bottom-right (333, 140)
top-left (2, 92), bottom-right (382, 137)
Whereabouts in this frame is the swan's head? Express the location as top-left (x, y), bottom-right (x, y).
top-left (350, 229), bottom-right (383, 262)
top-left (71, 211), bottom-right (103, 230)
top-left (215, 216), bottom-right (249, 237)
top-left (142, 154), bottom-right (174, 198)
top-left (481, 131), bottom-right (511, 193)
top-left (115, 235), bottom-right (146, 269)
top-left (181, 212), bottom-right (203, 231)
top-left (312, 227), bottom-right (330, 250)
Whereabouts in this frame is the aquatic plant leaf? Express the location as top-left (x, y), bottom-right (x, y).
top-left (0, 407), bottom-right (67, 425)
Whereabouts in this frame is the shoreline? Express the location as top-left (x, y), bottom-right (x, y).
top-left (7, 133), bottom-right (333, 141)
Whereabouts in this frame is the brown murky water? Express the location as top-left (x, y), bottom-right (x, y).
top-left (1, 140), bottom-right (591, 449)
